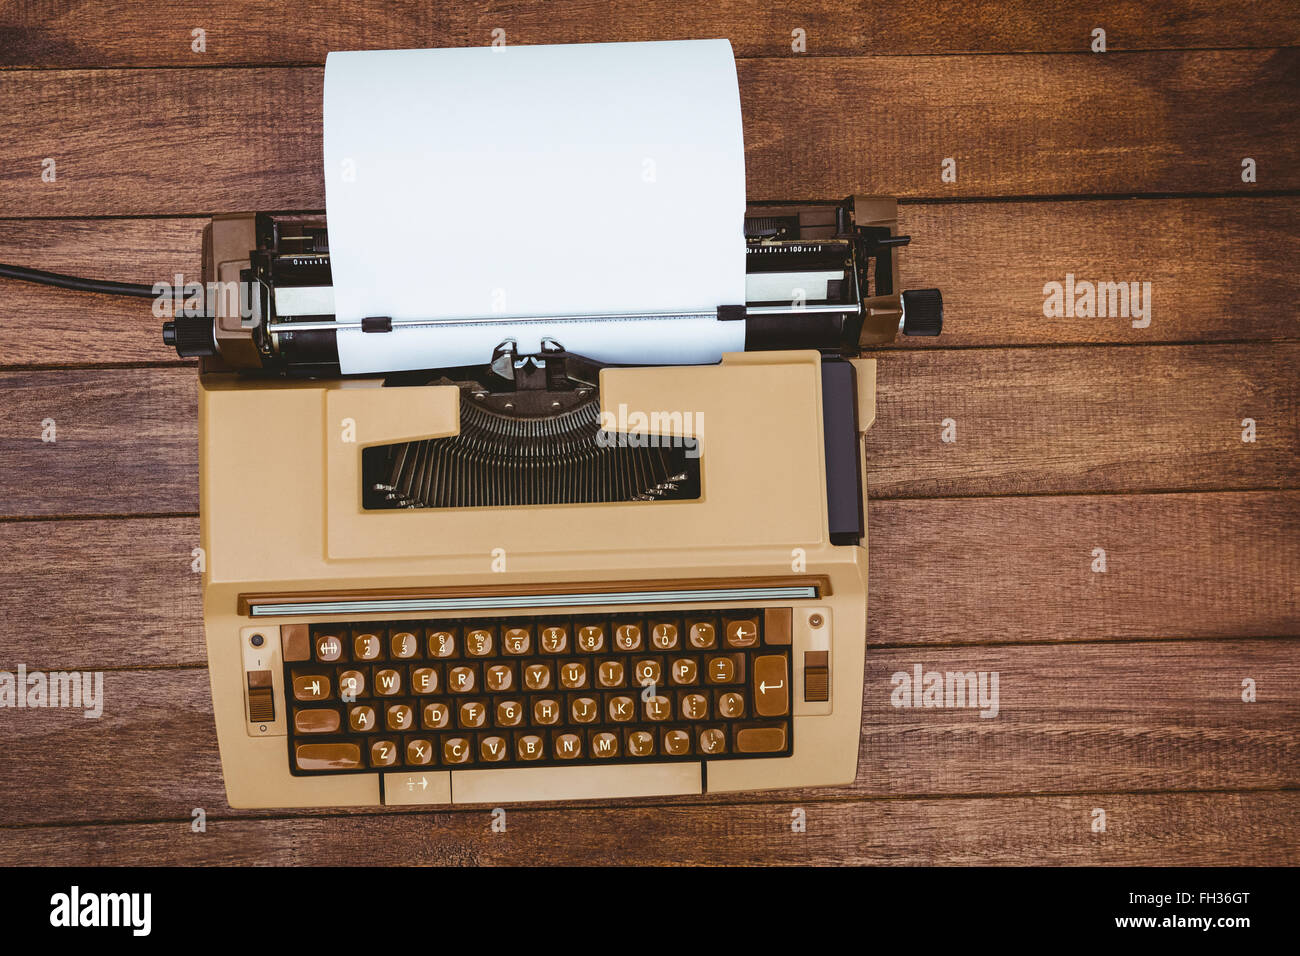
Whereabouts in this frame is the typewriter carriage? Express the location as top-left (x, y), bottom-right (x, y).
top-left (173, 195), bottom-right (941, 376)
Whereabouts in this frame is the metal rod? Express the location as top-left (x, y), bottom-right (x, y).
top-left (265, 303), bottom-right (860, 335)
top-left (743, 303), bottom-right (861, 316)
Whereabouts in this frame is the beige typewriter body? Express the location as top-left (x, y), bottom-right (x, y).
top-left (201, 351), bottom-right (876, 808)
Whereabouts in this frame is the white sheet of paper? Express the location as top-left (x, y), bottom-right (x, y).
top-left (322, 40), bottom-right (748, 374)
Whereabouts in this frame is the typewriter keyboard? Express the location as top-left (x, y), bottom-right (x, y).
top-left (283, 610), bottom-right (793, 774)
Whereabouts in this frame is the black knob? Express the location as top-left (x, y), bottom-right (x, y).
top-left (901, 288), bottom-right (943, 336)
top-left (162, 315), bottom-right (217, 358)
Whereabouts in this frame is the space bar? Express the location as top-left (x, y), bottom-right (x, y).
top-left (450, 762), bottom-right (702, 804)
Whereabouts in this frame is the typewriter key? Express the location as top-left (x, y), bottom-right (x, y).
top-left (480, 736), bottom-right (509, 762)
top-left (406, 739), bottom-right (434, 765)
top-left (570, 697), bottom-right (598, 724)
top-left (597, 660), bottom-right (626, 688)
top-left (687, 621), bottom-right (717, 649)
top-left (608, 695), bottom-right (636, 722)
top-left (386, 704), bottom-right (414, 731)
top-left (516, 734), bottom-right (545, 761)
top-left (338, 669), bottom-right (365, 699)
top-left (422, 702), bottom-right (450, 729)
top-left (524, 663), bottom-right (552, 690)
top-left (577, 625), bottom-right (605, 652)
top-left (502, 626), bottom-right (532, 655)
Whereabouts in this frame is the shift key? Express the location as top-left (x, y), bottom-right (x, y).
top-left (295, 742), bottom-right (361, 771)
top-left (753, 655), bottom-right (789, 716)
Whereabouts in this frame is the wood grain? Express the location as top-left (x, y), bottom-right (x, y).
top-left (1, 345), bottom-right (1293, 517)
top-left (1, 492), bottom-right (1294, 670)
top-left (0, 367), bottom-right (196, 517)
top-left (870, 492), bottom-right (1300, 646)
top-left (3, 198), bottom-right (1297, 368)
top-left (0, 217), bottom-right (204, 368)
top-left (0, 791), bottom-right (1294, 866)
top-left (2, 51), bottom-right (1296, 217)
top-left (862, 639), bottom-right (1300, 797)
top-left (0, 517), bottom-right (203, 669)
top-left (1, 1), bottom-right (1297, 867)
top-left (865, 343), bottom-right (1299, 497)
top-left (3, 1), bottom-right (1297, 66)
top-left (899, 198), bottom-right (1300, 348)
top-left (0, 639), bottom-right (1293, 825)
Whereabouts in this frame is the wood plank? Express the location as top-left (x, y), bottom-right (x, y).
top-left (866, 342), bottom-right (1299, 497)
top-left (863, 639), bottom-right (1300, 797)
top-left (0, 367), bottom-right (196, 517)
top-left (2, 344), bottom-right (1293, 517)
top-left (0, 790), bottom-right (1294, 866)
top-left (1, 639), bottom-right (1293, 825)
top-left (0, 517), bottom-right (203, 669)
top-left (900, 197), bottom-right (1300, 347)
top-left (3, 1), bottom-right (1297, 66)
top-left (2, 51), bottom-right (1296, 216)
top-left (4, 198), bottom-right (1296, 367)
top-left (2, 493), bottom-right (1294, 669)
top-left (0, 217), bottom-right (204, 368)
top-left (870, 492), bottom-right (1300, 646)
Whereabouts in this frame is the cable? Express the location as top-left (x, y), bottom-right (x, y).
top-left (0, 261), bottom-right (160, 298)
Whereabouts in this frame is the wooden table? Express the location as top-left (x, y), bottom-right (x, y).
top-left (0, 2), bottom-right (1296, 865)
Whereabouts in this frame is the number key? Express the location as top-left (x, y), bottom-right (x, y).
top-left (577, 624), bottom-right (605, 652)
top-left (428, 629), bottom-right (457, 658)
top-left (390, 630), bottom-right (419, 659)
top-left (615, 623), bottom-right (644, 651)
top-left (502, 626), bottom-right (531, 655)
top-left (540, 625), bottom-right (568, 654)
top-left (651, 621), bottom-right (681, 650)
top-left (353, 632), bottom-right (382, 661)
top-left (465, 627), bottom-right (494, 657)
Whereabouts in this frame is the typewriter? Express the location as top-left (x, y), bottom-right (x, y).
top-left (163, 195), bottom-right (942, 808)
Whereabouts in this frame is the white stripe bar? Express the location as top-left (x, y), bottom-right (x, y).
top-left (249, 585), bottom-right (819, 617)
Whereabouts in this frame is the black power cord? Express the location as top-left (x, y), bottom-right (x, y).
top-left (0, 261), bottom-right (160, 298)
top-left (0, 261), bottom-right (221, 357)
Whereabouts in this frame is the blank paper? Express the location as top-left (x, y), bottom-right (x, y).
top-left (322, 40), bottom-right (748, 374)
